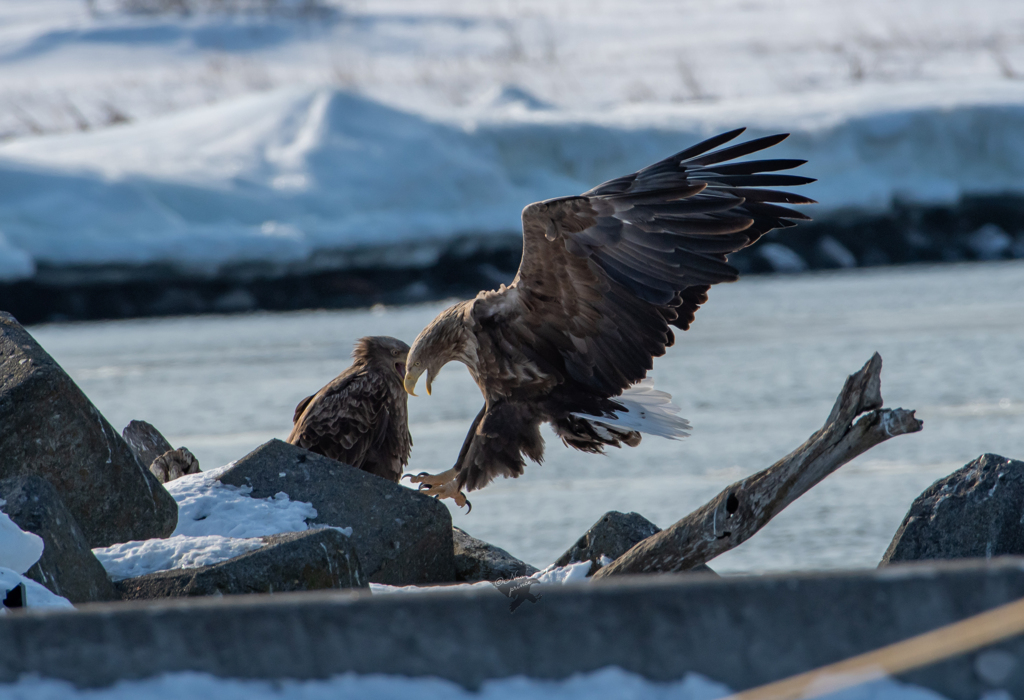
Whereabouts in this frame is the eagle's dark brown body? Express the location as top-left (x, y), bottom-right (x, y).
top-left (288, 336), bottom-right (412, 483)
top-left (404, 129), bottom-right (815, 498)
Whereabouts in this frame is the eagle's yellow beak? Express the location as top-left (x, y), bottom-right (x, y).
top-left (404, 367), bottom-right (427, 397)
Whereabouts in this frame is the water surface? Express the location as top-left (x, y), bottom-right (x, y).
top-left (31, 260), bottom-right (1024, 572)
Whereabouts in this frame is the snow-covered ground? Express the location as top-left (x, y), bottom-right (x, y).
top-left (0, 667), bottom-right (951, 700)
top-left (0, 0), bottom-right (1023, 281)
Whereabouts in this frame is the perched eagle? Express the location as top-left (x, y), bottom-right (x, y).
top-left (288, 336), bottom-right (412, 483)
top-left (403, 129), bottom-right (814, 507)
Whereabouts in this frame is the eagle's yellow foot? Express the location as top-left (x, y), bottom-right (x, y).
top-left (403, 469), bottom-right (471, 512)
top-left (403, 467), bottom-right (458, 487)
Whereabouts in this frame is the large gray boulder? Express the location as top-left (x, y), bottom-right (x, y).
top-left (217, 439), bottom-right (455, 586)
top-left (121, 420), bottom-right (173, 471)
top-left (122, 420), bottom-right (201, 484)
top-left (556, 511), bottom-right (661, 569)
top-left (557, 511), bottom-right (715, 576)
top-left (0, 474), bottom-right (118, 603)
top-left (0, 313), bottom-right (178, 547)
top-left (453, 527), bottom-right (538, 582)
top-left (116, 529), bottom-right (366, 600)
top-left (882, 454), bottom-right (1024, 565)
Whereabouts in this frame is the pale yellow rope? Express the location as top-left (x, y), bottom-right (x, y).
top-left (727, 595), bottom-right (1024, 700)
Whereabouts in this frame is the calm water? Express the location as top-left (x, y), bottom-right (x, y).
top-left (30, 260), bottom-right (1024, 573)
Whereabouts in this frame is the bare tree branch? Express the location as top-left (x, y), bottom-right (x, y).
top-left (592, 353), bottom-right (923, 580)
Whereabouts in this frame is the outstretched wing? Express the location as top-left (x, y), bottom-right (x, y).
top-left (497, 128), bottom-right (815, 398)
top-left (287, 370), bottom-right (393, 468)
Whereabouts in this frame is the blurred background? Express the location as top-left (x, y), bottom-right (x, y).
top-left (2, 0), bottom-right (1023, 571)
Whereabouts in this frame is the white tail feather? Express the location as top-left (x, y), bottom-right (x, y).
top-left (572, 377), bottom-right (691, 440)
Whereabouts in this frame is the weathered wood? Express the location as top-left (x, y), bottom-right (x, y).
top-left (592, 353), bottom-right (922, 580)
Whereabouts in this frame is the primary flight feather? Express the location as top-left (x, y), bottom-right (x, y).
top-left (403, 129), bottom-right (815, 507)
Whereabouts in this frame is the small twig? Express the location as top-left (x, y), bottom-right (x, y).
top-left (593, 353), bottom-right (922, 579)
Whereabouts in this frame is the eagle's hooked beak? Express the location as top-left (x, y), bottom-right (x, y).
top-left (404, 366), bottom-right (430, 396)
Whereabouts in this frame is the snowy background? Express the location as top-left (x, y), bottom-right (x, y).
top-left (0, 0), bottom-right (1023, 282)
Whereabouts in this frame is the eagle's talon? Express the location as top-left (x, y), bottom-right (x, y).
top-left (464, 499), bottom-right (472, 514)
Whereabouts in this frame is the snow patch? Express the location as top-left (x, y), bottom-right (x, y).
top-left (370, 560), bottom-right (593, 596)
top-left (0, 511), bottom-right (44, 575)
top-left (93, 535), bottom-right (265, 582)
top-left (0, 567), bottom-right (75, 615)
top-left (92, 462), bottom-right (326, 581)
top-left (0, 667), bottom-right (952, 699)
top-left (165, 463), bottom-right (317, 539)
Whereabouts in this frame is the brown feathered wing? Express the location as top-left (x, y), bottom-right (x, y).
top-left (479, 128), bottom-right (815, 398)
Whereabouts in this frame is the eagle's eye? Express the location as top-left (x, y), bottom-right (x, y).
top-left (390, 349), bottom-right (398, 356)
top-left (414, 361), bottom-right (421, 366)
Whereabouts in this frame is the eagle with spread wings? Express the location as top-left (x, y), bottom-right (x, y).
top-left (288, 336), bottom-right (412, 482)
top-left (403, 129), bottom-right (815, 508)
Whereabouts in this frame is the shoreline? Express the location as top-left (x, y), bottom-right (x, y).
top-left (6, 194), bottom-right (1024, 325)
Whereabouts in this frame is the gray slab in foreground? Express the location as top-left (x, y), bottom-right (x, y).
top-left (4, 559), bottom-right (1024, 699)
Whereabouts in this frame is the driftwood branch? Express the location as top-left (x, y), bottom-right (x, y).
top-left (592, 353), bottom-right (923, 580)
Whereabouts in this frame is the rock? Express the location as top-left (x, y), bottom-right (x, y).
top-left (217, 440), bottom-right (454, 586)
top-left (0, 313), bottom-right (177, 547)
top-left (452, 527), bottom-right (538, 582)
top-left (882, 454), bottom-right (1024, 565)
top-left (121, 420), bottom-right (173, 470)
top-left (556, 511), bottom-right (660, 570)
top-left (0, 474), bottom-right (118, 603)
top-left (122, 421), bottom-right (200, 484)
top-left (149, 448), bottom-right (201, 484)
top-left (556, 511), bottom-right (716, 576)
top-left (116, 529), bottom-right (366, 600)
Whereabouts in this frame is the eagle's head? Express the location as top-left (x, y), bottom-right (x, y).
top-left (354, 336), bottom-right (411, 383)
top-left (404, 303), bottom-right (472, 397)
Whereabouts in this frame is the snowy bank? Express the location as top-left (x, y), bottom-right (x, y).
top-left (1, 84), bottom-right (1024, 283)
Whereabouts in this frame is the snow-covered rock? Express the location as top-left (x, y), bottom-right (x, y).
top-left (94, 534), bottom-right (265, 582)
top-left (166, 462), bottom-right (317, 539)
top-left (0, 506), bottom-right (74, 613)
top-left (0, 474), bottom-right (118, 603)
top-left (115, 529), bottom-right (365, 600)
